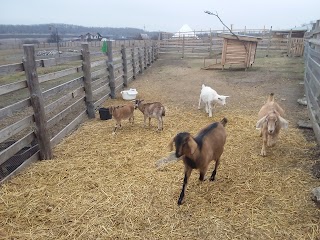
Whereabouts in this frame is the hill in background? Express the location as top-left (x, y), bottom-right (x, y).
top-left (0, 23), bottom-right (160, 40)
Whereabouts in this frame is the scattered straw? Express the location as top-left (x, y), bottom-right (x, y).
top-left (0, 107), bottom-right (319, 239)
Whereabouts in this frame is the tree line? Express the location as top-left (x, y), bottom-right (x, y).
top-left (0, 23), bottom-right (159, 40)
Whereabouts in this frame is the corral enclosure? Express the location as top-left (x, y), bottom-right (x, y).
top-left (0, 26), bottom-right (320, 239)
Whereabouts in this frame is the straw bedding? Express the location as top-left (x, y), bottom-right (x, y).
top-left (1, 58), bottom-right (320, 239)
top-left (0, 106), bottom-right (319, 239)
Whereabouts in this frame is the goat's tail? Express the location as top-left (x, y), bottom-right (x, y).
top-left (267, 93), bottom-right (275, 102)
top-left (220, 117), bottom-right (228, 127)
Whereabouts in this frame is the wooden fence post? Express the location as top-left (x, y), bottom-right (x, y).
top-left (107, 40), bottom-right (116, 98)
top-left (23, 44), bottom-right (53, 160)
top-left (151, 44), bottom-right (155, 63)
top-left (266, 26), bottom-right (273, 57)
top-left (144, 43), bottom-right (147, 69)
top-left (138, 47), bottom-right (143, 74)
top-left (81, 43), bottom-right (95, 118)
top-left (209, 29), bottom-right (213, 58)
top-left (121, 45), bottom-right (128, 87)
top-left (131, 44), bottom-right (136, 79)
top-left (182, 35), bottom-right (185, 58)
top-left (287, 29), bottom-right (293, 57)
top-left (148, 44), bottom-right (152, 65)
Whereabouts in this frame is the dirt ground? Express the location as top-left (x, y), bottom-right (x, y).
top-left (1, 54), bottom-right (320, 239)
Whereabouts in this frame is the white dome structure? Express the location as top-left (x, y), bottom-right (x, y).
top-left (173, 24), bottom-right (198, 38)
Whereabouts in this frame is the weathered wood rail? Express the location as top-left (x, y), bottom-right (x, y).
top-left (0, 40), bottom-right (159, 183)
top-left (159, 29), bottom-right (305, 59)
top-left (304, 20), bottom-right (320, 144)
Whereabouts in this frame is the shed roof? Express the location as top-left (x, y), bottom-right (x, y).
top-left (219, 33), bottom-right (262, 42)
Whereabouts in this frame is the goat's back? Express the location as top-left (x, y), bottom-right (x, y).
top-left (143, 102), bottom-right (165, 117)
top-left (200, 86), bottom-right (218, 102)
top-left (258, 101), bottom-right (285, 119)
top-left (111, 104), bottom-right (134, 120)
top-left (195, 121), bottom-right (227, 160)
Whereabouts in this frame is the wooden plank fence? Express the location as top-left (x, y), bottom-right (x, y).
top-left (159, 29), bottom-right (305, 59)
top-left (304, 20), bottom-right (320, 144)
top-left (0, 40), bottom-right (159, 183)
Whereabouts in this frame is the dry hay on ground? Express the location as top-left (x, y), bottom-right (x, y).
top-left (0, 104), bottom-right (319, 240)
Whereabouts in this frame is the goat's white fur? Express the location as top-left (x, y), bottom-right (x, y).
top-left (198, 84), bottom-right (229, 117)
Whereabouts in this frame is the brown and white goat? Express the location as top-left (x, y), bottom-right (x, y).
top-left (109, 102), bottom-right (134, 134)
top-left (256, 93), bottom-right (288, 156)
top-left (134, 99), bottom-right (165, 131)
top-left (169, 117), bottom-right (228, 205)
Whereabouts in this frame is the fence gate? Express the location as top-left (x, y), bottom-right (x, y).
top-left (289, 38), bottom-right (305, 56)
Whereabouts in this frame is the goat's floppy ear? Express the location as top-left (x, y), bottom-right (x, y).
top-left (168, 137), bottom-right (175, 151)
top-left (279, 116), bottom-right (289, 129)
top-left (187, 136), bottom-right (198, 155)
top-left (256, 116), bottom-right (267, 129)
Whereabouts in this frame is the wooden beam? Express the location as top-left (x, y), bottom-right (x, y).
top-left (47, 96), bottom-right (86, 129)
top-left (0, 80), bottom-right (28, 96)
top-left (23, 44), bottom-right (52, 160)
top-left (0, 98), bottom-right (31, 121)
top-left (81, 43), bottom-right (95, 118)
top-left (0, 132), bottom-right (35, 166)
top-left (42, 76), bottom-right (83, 100)
top-left (0, 151), bottom-right (39, 185)
top-left (38, 65), bottom-right (82, 83)
top-left (50, 110), bottom-right (87, 147)
top-left (107, 40), bottom-right (116, 99)
top-left (0, 115), bottom-right (34, 144)
top-left (121, 45), bottom-right (128, 87)
top-left (0, 63), bottom-right (24, 76)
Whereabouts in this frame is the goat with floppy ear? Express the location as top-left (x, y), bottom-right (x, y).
top-left (256, 93), bottom-right (288, 156)
top-left (169, 117), bottom-right (228, 205)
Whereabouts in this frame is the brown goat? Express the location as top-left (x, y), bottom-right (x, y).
top-left (134, 99), bottom-right (165, 131)
top-left (109, 102), bottom-right (134, 134)
top-left (169, 117), bottom-right (228, 205)
top-left (256, 93), bottom-right (288, 156)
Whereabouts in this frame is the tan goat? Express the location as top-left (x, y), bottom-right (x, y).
top-left (169, 117), bottom-right (228, 205)
top-left (109, 102), bottom-right (134, 134)
top-left (256, 93), bottom-right (288, 156)
top-left (134, 99), bottom-right (165, 131)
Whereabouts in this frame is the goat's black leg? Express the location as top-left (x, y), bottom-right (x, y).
top-left (178, 168), bottom-right (192, 205)
top-left (210, 159), bottom-right (220, 181)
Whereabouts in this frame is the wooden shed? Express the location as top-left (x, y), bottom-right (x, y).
top-left (220, 34), bottom-right (261, 70)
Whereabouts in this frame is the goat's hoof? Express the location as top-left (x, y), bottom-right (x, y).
top-left (177, 199), bottom-right (183, 205)
top-left (209, 177), bottom-right (215, 181)
top-left (260, 151), bottom-right (267, 157)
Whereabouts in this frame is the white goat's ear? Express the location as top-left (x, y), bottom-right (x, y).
top-left (256, 116), bottom-right (267, 129)
top-left (187, 137), bottom-right (197, 155)
top-left (279, 116), bottom-right (289, 129)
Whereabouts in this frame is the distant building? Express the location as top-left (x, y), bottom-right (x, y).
top-left (79, 33), bottom-right (103, 41)
top-left (138, 33), bottom-right (150, 40)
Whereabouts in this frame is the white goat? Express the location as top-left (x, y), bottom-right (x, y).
top-left (198, 84), bottom-right (229, 117)
top-left (256, 93), bottom-right (289, 156)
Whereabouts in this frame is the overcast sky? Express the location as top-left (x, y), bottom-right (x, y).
top-left (1, 0), bottom-right (319, 32)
